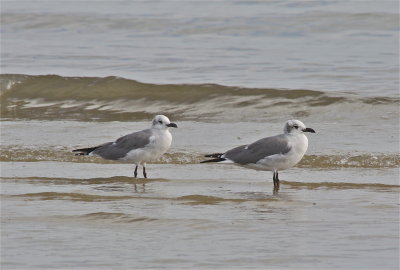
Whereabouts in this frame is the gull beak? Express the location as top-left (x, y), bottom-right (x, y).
top-left (167, 123), bottom-right (178, 128)
top-left (303, 127), bottom-right (316, 133)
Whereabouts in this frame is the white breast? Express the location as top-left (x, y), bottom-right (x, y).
top-left (284, 133), bottom-right (309, 168)
top-left (148, 129), bottom-right (173, 155)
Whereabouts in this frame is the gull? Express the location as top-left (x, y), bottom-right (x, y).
top-left (201, 120), bottom-right (315, 189)
top-left (73, 115), bottom-right (178, 178)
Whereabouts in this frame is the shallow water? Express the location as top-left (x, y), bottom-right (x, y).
top-left (1, 164), bottom-right (399, 269)
top-left (1, 127), bottom-right (399, 270)
top-left (1, 1), bottom-right (400, 269)
top-left (1, 120), bottom-right (399, 269)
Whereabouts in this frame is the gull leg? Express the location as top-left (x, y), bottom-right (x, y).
top-left (276, 171), bottom-right (280, 188)
top-left (273, 170), bottom-right (280, 190)
top-left (134, 165), bottom-right (138, 178)
top-left (143, 163), bottom-right (147, 179)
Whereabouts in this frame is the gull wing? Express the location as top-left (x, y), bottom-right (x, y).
top-left (224, 134), bottom-right (291, 165)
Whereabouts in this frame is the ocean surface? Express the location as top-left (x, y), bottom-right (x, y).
top-left (1, 1), bottom-right (399, 269)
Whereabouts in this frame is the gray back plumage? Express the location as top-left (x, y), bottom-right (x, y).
top-left (92, 129), bottom-right (152, 160)
top-left (224, 134), bottom-right (291, 165)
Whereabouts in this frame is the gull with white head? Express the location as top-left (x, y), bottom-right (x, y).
top-left (73, 115), bottom-right (178, 178)
top-left (201, 120), bottom-right (315, 190)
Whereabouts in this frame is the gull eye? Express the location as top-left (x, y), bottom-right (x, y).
top-left (158, 120), bottom-right (163, 124)
top-left (293, 124), bottom-right (299, 129)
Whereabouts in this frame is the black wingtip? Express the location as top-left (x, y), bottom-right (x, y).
top-left (200, 158), bottom-right (226, 163)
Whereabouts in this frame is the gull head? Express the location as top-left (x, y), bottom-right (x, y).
top-left (152, 115), bottom-right (178, 130)
top-left (284, 119), bottom-right (315, 135)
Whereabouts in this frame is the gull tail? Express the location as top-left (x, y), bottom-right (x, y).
top-left (72, 146), bottom-right (98, 156)
top-left (200, 153), bottom-right (226, 163)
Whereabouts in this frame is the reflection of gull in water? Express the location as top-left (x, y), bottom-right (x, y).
top-left (201, 120), bottom-right (315, 190)
top-left (73, 115), bottom-right (178, 178)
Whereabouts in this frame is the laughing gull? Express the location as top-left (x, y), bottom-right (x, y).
top-left (201, 120), bottom-right (315, 189)
top-left (73, 115), bottom-right (178, 178)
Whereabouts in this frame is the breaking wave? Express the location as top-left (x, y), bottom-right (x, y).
top-left (1, 74), bottom-right (398, 121)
